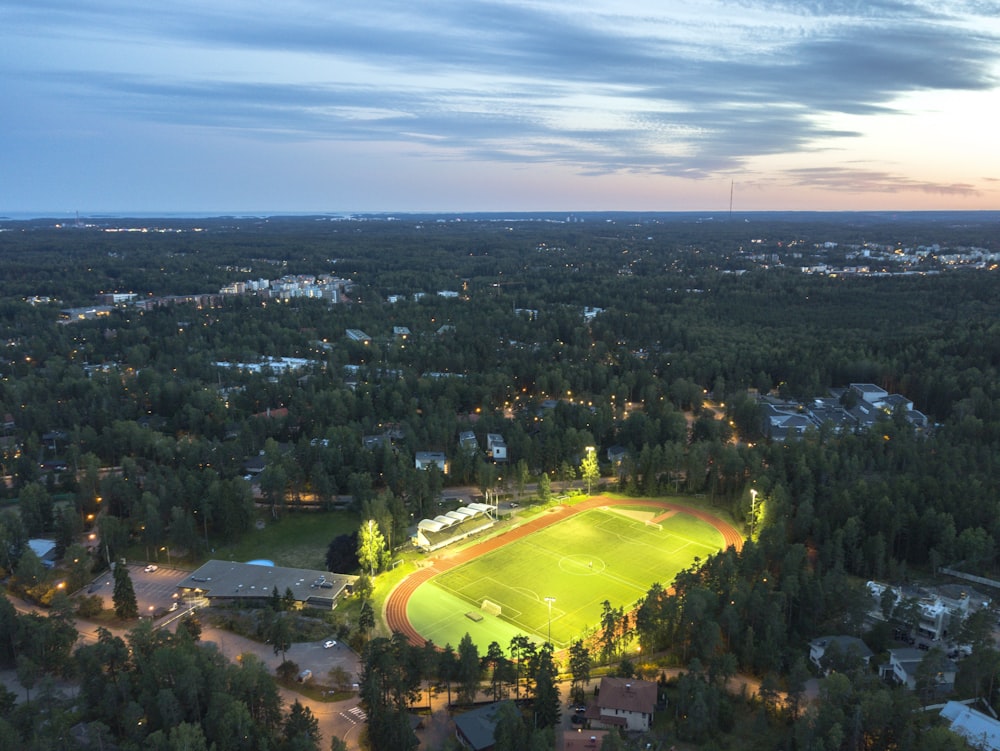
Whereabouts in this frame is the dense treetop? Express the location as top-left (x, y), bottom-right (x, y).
top-left (2, 212), bottom-right (1000, 749)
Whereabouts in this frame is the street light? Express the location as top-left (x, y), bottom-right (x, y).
top-left (544, 596), bottom-right (556, 645)
top-left (750, 489), bottom-right (758, 539)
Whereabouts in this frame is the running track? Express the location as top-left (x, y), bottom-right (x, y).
top-left (384, 496), bottom-right (744, 647)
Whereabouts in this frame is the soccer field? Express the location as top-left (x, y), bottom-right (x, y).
top-left (405, 505), bottom-right (724, 650)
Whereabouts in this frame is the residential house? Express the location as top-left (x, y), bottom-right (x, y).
top-left (879, 647), bottom-right (957, 692)
top-left (588, 677), bottom-right (657, 732)
top-left (28, 539), bottom-right (59, 568)
top-left (363, 425), bottom-right (405, 451)
top-left (486, 433), bottom-right (507, 462)
top-left (458, 431), bottom-right (479, 453)
top-left (940, 701), bottom-right (1000, 750)
top-left (415, 451), bottom-right (448, 474)
top-left (866, 580), bottom-right (981, 642)
top-left (606, 445), bottom-right (628, 465)
top-left (808, 635), bottom-right (874, 673)
top-left (41, 430), bottom-right (68, 451)
top-left (345, 329), bottom-right (371, 344)
top-left (363, 434), bottom-right (389, 451)
top-left (453, 701), bottom-right (508, 751)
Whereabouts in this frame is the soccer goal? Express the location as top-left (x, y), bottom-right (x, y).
top-left (645, 519), bottom-right (663, 531)
top-left (481, 599), bottom-right (502, 617)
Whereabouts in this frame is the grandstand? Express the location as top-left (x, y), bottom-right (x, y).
top-left (414, 502), bottom-right (495, 552)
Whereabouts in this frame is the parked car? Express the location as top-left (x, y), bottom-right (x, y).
top-left (324, 639), bottom-right (337, 649)
top-left (144, 564), bottom-right (158, 573)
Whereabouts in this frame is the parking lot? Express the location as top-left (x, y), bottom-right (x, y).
top-left (86, 563), bottom-right (187, 618)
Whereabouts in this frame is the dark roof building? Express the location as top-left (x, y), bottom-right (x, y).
top-left (591, 677), bottom-right (657, 732)
top-left (809, 635), bottom-right (874, 672)
top-left (453, 701), bottom-right (510, 751)
top-left (179, 560), bottom-right (356, 610)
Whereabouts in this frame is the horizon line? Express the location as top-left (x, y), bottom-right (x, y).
top-left (4, 208), bottom-right (1000, 221)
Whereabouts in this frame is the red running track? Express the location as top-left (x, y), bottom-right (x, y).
top-left (384, 496), bottom-right (744, 647)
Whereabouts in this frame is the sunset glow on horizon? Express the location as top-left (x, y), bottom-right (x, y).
top-left (2, 0), bottom-right (999, 215)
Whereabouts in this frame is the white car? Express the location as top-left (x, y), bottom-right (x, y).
top-left (323, 639), bottom-right (337, 649)
top-left (144, 564), bottom-right (158, 573)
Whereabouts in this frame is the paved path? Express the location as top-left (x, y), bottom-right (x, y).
top-left (197, 625), bottom-right (365, 749)
top-left (386, 496), bottom-right (743, 647)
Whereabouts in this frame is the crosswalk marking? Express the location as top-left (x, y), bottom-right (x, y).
top-left (340, 706), bottom-right (367, 724)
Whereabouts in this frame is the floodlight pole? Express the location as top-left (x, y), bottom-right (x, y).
top-left (544, 596), bottom-right (556, 644)
top-left (750, 489), bottom-right (758, 539)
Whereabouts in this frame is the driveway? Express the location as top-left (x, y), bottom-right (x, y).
top-left (197, 624), bottom-right (365, 750)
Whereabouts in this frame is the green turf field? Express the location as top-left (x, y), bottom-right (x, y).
top-left (406, 505), bottom-right (724, 650)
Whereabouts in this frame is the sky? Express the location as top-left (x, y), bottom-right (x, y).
top-left (2, 0), bottom-right (999, 215)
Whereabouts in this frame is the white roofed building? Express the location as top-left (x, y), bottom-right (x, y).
top-left (414, 504), bottom-right (495, 552)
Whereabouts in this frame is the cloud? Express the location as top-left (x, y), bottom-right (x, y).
top-left (785, 166), bottom-right (981, 196)
top-left (2, 0), bottom-right (999, 204)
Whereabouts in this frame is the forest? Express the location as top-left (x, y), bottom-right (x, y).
top-left (1, 212), bottom-right (999, 750)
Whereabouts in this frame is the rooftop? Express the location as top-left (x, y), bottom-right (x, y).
top-left (180, 560), bottom-right (356, 609)
top-left (597, 676), bottom-right (657, 715)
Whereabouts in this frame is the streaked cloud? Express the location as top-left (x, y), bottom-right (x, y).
top-left (1, 0), bottom-right (998, 211)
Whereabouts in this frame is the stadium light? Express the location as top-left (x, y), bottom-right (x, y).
top-left (544, 596), bottom-right (556, 644)
top-left (750, 489), bottom-right (758, 538)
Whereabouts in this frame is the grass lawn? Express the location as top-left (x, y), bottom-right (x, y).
top-left (406, 504), bottom-right (724, 650)
top-left (211, 510), bottom-right (361, 570)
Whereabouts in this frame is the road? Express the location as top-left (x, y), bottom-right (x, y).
top-left (5, 575), bottom-right (368, 751)
top-left (197, 623), bottom-right (365, 749)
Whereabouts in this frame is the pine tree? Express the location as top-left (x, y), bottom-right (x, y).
top-left (282, 700), bottom-right (320, 750)
top-left (359, 600), bottom-right (375, 636)
top-left (568, 640), bottom-right (591, 699)
top-left (112, 563), bottom-right (138, 620)
top-left (457, 633), bottom-right (481, 705)
top-left (531, 644), bottom-right (561, 729)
